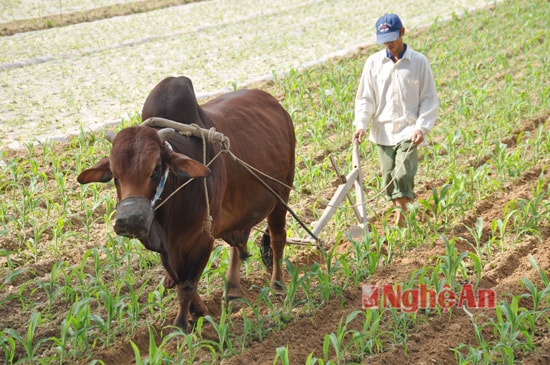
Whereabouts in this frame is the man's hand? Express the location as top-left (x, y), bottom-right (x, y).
top-left (353, 129), bottom-right (366, 143)
top-left (412, 129), bottom-right (424, 145)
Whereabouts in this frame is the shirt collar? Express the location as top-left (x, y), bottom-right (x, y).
top-left (386, 44), bottom-right (408, 62)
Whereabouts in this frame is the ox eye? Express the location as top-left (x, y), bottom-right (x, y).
top-left (151, 165), bottom-right (162, 180)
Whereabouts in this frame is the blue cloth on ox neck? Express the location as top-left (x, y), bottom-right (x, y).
top-left (151, 141), bottom-right (172, 207)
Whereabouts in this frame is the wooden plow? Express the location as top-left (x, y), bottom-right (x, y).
top-left (287, 140), bottom-right (368, 246)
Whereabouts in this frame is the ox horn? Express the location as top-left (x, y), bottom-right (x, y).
top-left (105, 131), bottom-right (117, 143)
top-left (158, 128), bottom-right (175, 142)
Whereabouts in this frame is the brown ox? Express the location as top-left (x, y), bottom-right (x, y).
top-left (77, 76), bottom-right (296, 331)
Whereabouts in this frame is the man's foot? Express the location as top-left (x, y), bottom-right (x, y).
top-left (393, 197), bottom-right (411, 227)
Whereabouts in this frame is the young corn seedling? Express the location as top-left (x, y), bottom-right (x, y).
top-left (166, 328), bottom-right (203, 365)
top-left (3, 312), bottom-right (49, 363)
top-left (274, 345), bottom-right (291, 365)
top-left (32, 260), bottom-right (66, 314)
top-left (131, 325), bottom-right (171, 365)
top-left (0, 330), bottom-right (17, 365)
top-left (388, 309), bottom-right (414, 354)
top-left (490, 295), bottom-right (535, 362)
top-left (430, 184), bottom-right (457, 229)
top-left (345, 231), bottom-right (382, 285)
top-left (513, 172), bottom-right (549, 235)
top-left (254, 286), bottom-right (278, 340)
top-left (63, 297), bottom-right (95, 356)
top-left (147, 281), bottom-right (172, 325)
top-left (314, 246), bottom-right (342, 304)
top-left (293, 261), bottom-right (319, 314)
top-left (454, 342), bottom-right (485, 365)
top-left (124, 278), bottom-right (149, 332)
top-left (460, 217), bottom-right (486, 260)
top-left (322, 310), bottom-right (369, 364)
top-left (201, 245), bottom-right (227, 296)
top-left (92, 286), bottom-right (125, 348)
top-left (203, 300), bottom-right (236, 359)
top-left (401, 201), bottom-right (425, 244)
top-left (438, 236), bottom-right (469, 290)
top-left (283, 258), bottom-right (305, 313)
top-left (521, 255), bottom-right (550, 312)
top-left (349, 309), bottom-right (385, 357)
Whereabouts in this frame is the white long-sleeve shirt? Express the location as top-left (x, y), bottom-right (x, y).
top-left (353, 45), bottom-right (439, 146)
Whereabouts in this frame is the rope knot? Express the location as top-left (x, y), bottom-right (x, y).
top-left (204, 215), bottom-right (213, 236)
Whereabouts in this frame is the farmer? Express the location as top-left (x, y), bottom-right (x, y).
top-left (352, 13), bottom-right (439, 227)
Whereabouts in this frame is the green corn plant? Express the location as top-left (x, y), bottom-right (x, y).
top-left (192, 316), bottom-right (219, 361)
top-left (438, 236), bottom-right (469, 290)
top-left (124, 278), bottom-right (148, 332)
top-left (512, 173), bottom-right (549, 234)
top-left (92, 286), bottom-right (123, 347)
top-left (430, 184), bottom-right (456, 228)
top-left (166, 328), bottom-right (202, 365)
top-left (0, 330), bottom-right (16, 365)
top-left (467, 252), bottom-right (483, 288)
top-left (322, 311), bottom-right (363, 365)
top-left (203, 300), bottom-right (236, 358)
top-left (63, 297), bottom-right (95, 355)
top-left (1, 268), bottom-right (29, 309)
top-left (454, 342), bottom-right (485, 365)
top-left (296, 262), bottom-right (318, 313)
top-left (459, 217), bottom-right (489, 274)
top-left (201, 245), bottom-right (226, 295)
top-left (387, 309), bottom-right (413, 354)
top-left (462, 308), bottom-right (492, 363)
top-left (3, 312), bottom-right (49, 363)
top-left (283, 258), bottom-right (313, 313)
top-left (343, 232), bottom-right (381, 285)
top-left (460, 217), bottom-right (485, 256)
top-left (273, 345), bottom-right (291, 365)
top-left (490, 295), bottom-right (535, 361)
top-left (239, 288), bottom-right (271, 341)
top-left (402, 201), bottom-right (425, 242)
top-left (131, 325), bottom-right (173, 365)
top-left (348, 309), bottom-right (384, 357)
top-left (147, 281), bottom-right (172, 325)
top-left (491, 201), bottom-right (519, 248)
top-left (521, 255), bottom-right (550, 313)
top-left (33, 260), bottom-right (66, 314)
top-left (313, 250), bottom-right (338, 304)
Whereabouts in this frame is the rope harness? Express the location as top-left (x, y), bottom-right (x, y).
top-left (141, 117), bottom-right (319, 243)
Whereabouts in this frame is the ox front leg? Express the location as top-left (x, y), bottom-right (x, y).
top-left (174, 281), bottom-right (196, 332)
top-left (225, 246), bottom-right (243, 301)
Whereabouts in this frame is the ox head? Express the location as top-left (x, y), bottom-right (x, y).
top-left (77, 126), bottom-right (211, 246)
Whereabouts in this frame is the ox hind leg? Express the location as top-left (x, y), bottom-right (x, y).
top-left (224, 230), bottom-right (251, 302)
top-left (266, 204), bottom-right (288, 292)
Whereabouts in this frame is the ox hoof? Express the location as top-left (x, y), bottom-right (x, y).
top-left (270, 286), bottom-right (285, 301)
top-left (163, 273), bottom-right (176, 289)
top-left (174, 321), bottom-right (189, 333)
top-left (224, 295), bottom-right (245, 313)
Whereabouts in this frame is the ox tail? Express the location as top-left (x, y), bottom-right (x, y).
top-left (259, 228), bottom-right (273, 273)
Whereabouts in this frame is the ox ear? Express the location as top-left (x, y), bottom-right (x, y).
top-left (166, 151), bottom-right (211, 179)
top-left (77, 157), bottom-right (113, 184)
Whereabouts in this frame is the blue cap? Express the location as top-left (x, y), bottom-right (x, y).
top-left (375, 14), bottom-right (403, 44)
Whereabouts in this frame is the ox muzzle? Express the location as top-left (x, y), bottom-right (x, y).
top-left (114, 197), bottom-right (154, 241)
